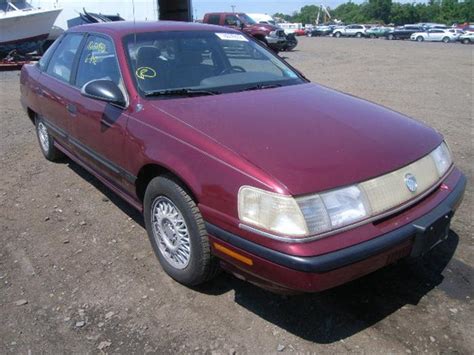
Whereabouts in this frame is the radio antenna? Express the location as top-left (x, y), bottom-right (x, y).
top-left (132, 0), bottom-right (137, 47)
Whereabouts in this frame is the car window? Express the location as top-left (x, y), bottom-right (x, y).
top-left (75, 35), bottom-right (122, 88)
top-left (46, 33), bottom-right (84, 83)
top-left (224, 15), bottom-right (239, 26)
top-left (207, 14), bottom-right (220, 25)
top-left (38, 36), bottom-right (62, 71)
top-left (124, 30), bottom-right (303, 97)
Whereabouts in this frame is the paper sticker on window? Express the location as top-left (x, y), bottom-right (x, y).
top-left (215, 33), bottom-right (248, 41)
top-left (136, 67), bottom-right (157, 80)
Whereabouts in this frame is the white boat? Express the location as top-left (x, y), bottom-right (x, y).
top-left (0, 0), bottom-right (61, 55)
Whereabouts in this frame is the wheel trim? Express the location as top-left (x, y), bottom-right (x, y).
top-left (37, 122), bottom-right (50, 153)
top-left (151, 196), bottom-right (191, 270)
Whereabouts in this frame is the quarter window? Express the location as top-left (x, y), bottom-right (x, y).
top-left (75, 36), bottom-right (122, 88)
top-left (46, 33), bottom-right (83, 83)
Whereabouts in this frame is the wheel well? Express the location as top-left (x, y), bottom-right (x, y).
top-left (135, 164), bottom-right (197, 203)
top-left (27, 108), bottom-right (36, 125)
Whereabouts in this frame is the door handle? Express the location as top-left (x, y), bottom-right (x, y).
top-left (66, 103), bottom-right (77, 115)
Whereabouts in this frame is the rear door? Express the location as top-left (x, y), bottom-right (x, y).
top-left (68, 34), bottom-right (132, 190)
top-left (428, 29), bottom-right (444, 41)
top-left (37, 33), bottom-right (85, 143)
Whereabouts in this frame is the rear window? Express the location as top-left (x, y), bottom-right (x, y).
top-left (207, 14), bottom-right (220, 25)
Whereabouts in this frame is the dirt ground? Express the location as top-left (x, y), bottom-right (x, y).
top-left (1, 37), bottom-right (472, 354)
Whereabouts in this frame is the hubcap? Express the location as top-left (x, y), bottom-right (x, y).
top-left (151, 196), bottom-right (191, 269)
top-left (37, 122), bottom-right (50, 153)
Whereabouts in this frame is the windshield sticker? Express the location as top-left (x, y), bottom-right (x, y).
top-left (84, 53), bottom-right (99, 65)
top-left (136, 67), bottom-right (157, 80)
top-left (215, 33), bottom-right (248, 42)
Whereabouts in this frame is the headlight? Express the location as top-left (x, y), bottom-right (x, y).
top-left (239, 142), bottom-right (452, 240)
top-left (238, 186), bottom-right (308, 236)
top-left (430, 141), bottom-right (452, 176)
top-left (298, 185), bottom-right (369, 235)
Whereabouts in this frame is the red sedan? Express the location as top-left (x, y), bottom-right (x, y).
top-left (20, 21), bottom-right (466, 293)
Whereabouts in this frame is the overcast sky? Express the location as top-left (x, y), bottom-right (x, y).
top-left (34, 0), bottom-right (422, 29)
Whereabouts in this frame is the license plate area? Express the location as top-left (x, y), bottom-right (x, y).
top-left (410, 209), bottom-right (453, 257)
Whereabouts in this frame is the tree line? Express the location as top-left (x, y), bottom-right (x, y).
top-left (273, 0), bottom-right (473, 26)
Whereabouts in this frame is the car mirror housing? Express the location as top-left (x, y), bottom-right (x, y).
top-left (81, 80), bottom-right (126, 108)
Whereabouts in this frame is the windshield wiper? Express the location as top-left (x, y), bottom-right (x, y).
top-left (144, 88), bottom-right (221, 97)
top-left (241, 83), bottom-right (283, 92)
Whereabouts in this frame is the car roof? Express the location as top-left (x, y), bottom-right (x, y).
top-left (68, 21), bottom-right (235, 37)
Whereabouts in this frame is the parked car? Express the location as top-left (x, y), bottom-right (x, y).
top-left (365, 26), bottom-right (390, 38)
top-left (458, 31), bottom-right (474, 44)
top-left (20, 21), bottom-right (466, 294)
top-left (283, 33), bottom-right (298, 51)
top-left (332, 24), bottom-right (368, 38)
top-left (410, 29), bottom-right (459, 43)
top-left (385, 25), bottom-right (424, 40)
top-left (203, 12), bottom-right (288, 52)
top-left (306, 25), bottom-right (333, 37)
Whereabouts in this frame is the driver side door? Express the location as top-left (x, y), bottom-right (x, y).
top-left (68, 34), bottom-right (133, 192)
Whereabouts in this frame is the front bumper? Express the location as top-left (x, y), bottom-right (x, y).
top-left (265, 36), bottom-right (287, 50)
top-left (207, 172), bottom-right (466, 292)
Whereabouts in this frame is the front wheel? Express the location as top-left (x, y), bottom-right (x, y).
top-left (370, 34), bottom-right (376, 39)
top-left (334, 32), bottom-right (341, 38)
top-left (144, 175), bottom-right (218, 286)
top-left (356, 32), bottom-right (363, 38)
top-left (462, 38), bottom-right (470, 44)
top-left (387, 34), bottom-right (394, 40)
top-left (416, 36), bottom-right (424, 42)
top-left (35, 116), bottom-right (63, 161)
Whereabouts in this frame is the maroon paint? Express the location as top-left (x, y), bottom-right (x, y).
top-left (20, 21), bottom-right (465, 293)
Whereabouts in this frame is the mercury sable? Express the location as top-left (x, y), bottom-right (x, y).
top-left (20, 22), bottom-right (466, 293)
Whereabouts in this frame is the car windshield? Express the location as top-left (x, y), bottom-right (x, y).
top-left (124, 30), bottom-right (303, 98)
top-left (237, 14), bottom-right (257, 25)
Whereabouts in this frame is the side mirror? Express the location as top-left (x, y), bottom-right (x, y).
top-left (81, 79), bottom-right (126, 108)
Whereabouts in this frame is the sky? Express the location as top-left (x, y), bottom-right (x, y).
top-left (33, 0), bottom-right (420, 29)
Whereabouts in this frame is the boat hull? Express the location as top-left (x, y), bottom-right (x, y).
top-left (0, 8), bottom-right (61, 55)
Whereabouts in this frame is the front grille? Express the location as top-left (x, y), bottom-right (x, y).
top-left (276, 29), bottom-right (286, 38)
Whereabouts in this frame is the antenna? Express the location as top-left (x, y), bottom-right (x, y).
top-left (132, 0), bottom-right (137, 49)
top-left (231, 5), bottom-right (236, 13)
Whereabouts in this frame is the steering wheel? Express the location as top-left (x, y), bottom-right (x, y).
top-left (219, 66), bottom-right (246, 75)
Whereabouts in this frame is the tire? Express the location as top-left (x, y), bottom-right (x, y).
top-left (144, 175), bottom-right (219, 286)
top-left (462, 38), bottom-right (470, 44)
top-left (334, 32), bottom-right (341, 38)
top-left (442, 36), bottom-right (450, 43)
top-left (356, 32), bottom-right (363, 38)
top-left (35, 116), bottom-right (63, 161)
top-left (370, 34), bottom-right (376, 39)
top-left (416, 36), bottom-right (424, 42)
top-left (387, 34), bottom-right (394, 40)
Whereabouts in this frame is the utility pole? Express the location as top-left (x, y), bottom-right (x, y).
top-left (231, 5), bottom-right (236, 13)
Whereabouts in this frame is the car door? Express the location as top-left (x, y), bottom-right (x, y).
top-left (428, 30), bottom-right (443, 41)
top-left (37, 33), bottom-right (85, 144)
top-left (68, 34), bottom-right (132, 190)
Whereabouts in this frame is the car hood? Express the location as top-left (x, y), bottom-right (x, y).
top-left (152, 83), bottom-right (442, 195)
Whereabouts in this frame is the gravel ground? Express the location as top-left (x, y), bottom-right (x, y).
top-left (0, 36), bottom-right (472, 354)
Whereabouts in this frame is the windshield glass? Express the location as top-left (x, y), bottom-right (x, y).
top-left (124, 30), bottom-right (303, 97)
top-left (237, 13), bottom-right (257, 25)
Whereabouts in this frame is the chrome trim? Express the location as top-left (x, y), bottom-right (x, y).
top-left (239, 164), bottom-right (454, 243)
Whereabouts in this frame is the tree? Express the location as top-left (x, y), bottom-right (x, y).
top-left (366, 0), bottom-right (393, 23)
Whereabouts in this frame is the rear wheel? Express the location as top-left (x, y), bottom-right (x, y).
top-left (334, 32), bottom-right (341, 38)
top-left (462, 38), bottom-right (470, 44)
top-left (144, 175), bottom-right (219, 286)
top-left (35, 116), bottom-right (63, 161)
top-left (356, 32), bottom-right (363, 38)
top-left (442, 36), bottom-right (450, 43)
top-left (416, 36), bottom-right (424, 42)
top-left (370, 34), bottom-right (376, 39)
top-left (387, 34), bottom-right (394, 40)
